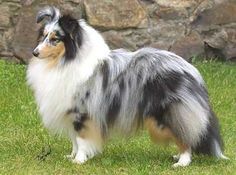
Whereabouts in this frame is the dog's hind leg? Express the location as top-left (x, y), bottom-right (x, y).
top-left (145, 117), bottom-right (192, 167)
top-left (172, 140), bottom-right (191, 167)
top-left (72, 118), bottom-right (104, 164)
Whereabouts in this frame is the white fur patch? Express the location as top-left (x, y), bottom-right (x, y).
top-left (173, 149), bottom-right (192, 167)
top-left (213, 139), bottom-right (229, 159)
top-left (168, 96), bottom-right (209, 147)
top-left (72, 137), bottom-right (101, 164)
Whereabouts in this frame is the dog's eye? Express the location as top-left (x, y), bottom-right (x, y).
top-left (50, 38), bottom-right (60, 45)
top-left (51, 38), bottom-right (60, 43)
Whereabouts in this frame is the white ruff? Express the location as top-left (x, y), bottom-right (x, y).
top-left (27, 20), bottom-right (110, 133)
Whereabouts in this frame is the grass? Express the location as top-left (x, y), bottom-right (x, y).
top-left (0, 59), bottom-right (235, 175)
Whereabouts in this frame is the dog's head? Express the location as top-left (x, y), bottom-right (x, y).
top-left (33, 6), bottom-right (83, 62)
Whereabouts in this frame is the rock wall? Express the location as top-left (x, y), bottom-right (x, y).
top-left (0, 0), bottom-right (236, 63)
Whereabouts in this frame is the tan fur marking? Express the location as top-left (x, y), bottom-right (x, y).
top-left (40, 42), bottom-right (65, 68)
top-left (175, 139), bottom-right (189, 153)
top-left (145, 117), bottom-right (190, 152)
top-left (79, 119), bottom-right (103, 150)
top-left (37, 31), bottom-right (65, 68)
top-left (145, 117), bottom-right (174, 144)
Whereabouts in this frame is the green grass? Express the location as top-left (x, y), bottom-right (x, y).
top-left (0, 60), bottom-right (235, 175)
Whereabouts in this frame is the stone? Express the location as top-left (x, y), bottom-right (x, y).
top-left (103, 28), bottom-right (153, 51)
top-left (1, 0), bottom-right (236, 63)
top-left (155, 7), bottom-right (188, 20)
top-left (223, 45), bottom-right (236, 61)
top-left (12, 5), bottom-right (40, 63)
top-left (189, 0), bottom-right (214, 23)
top-left (60, 2), bottom-right (84, 19)
top-left (192, 2), bottom-right (236, 26)
top-left (204, 28), bottom-right (236, 61)
top-left (139, 0), bottom-right (158, 19)
top-left (226, 28), bottom-right (236, 43)
top-left (4, 28), bottom-right (15, 46)
top-left (150, 21), bottom-right (186, 41)
top-left (0, 5), bottom-right (11, 27)
top-left (170, 31), bottom-right (204, 60)
top-left (84, 0), bottom-right (147, 30)
top-left (155, 0), bottom-right (198, 9)
top-left (0, 54), bottom-right (21, 63)
top-left (0, 33), bottom-right (5, 51)
top-left (150, 41), bottom-right (171, 50)
top-left (70, 0), bottom-right (82, 3)
top-left (102, 30), bottom-right (136, 50)
top-left (20, 0), bottom-right (35, 6)
top-left (204, 30), bottom-right (228, 49)
top-left (131, 30), bottom-right (152, 48)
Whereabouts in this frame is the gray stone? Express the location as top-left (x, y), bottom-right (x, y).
top-left (0, 5), bottom-right (11, 27)
top-left (1, 0), bottom-right (236, 63)
top-left (102, 30), bottom-right (136, 50)
top-left (12, 6), bottom-right (39, 63)
top-left (60, 2), bottom-right (84, 19)
top-left (189, 0), bottom-right (214, 23)
top-left (155, 7), bottom-right (188, 20)
top-left (171, 31), bottom-right (204, 60)
top-left (204, 30), bottom-right (228, 49)
top-left (192, 2), bottom-right (236, 26)
top-left (0, 33), bottom-right (5, 51)
top-left (150, 22), bottom-right (186, 41)
top-left (84, 0), bottom-right (147, 30)
top-left (155, 0), bottom-right (199, 13)
top-left (204, 28), bottom-right (236, 61)
top-left (150, 40), bottom-right (171, 50)
top-left (69, 0), bottom-right (83, 3)
top-left (21, 0), bottom-right (35, 6)
top-left (0, 54), bottom-right (21, 63)
top-left (223, 44), bottom-right (236, 61)
top-left (155, 0), bottom-right (198, 8)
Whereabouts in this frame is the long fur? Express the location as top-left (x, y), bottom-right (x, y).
top-left (27, 6), bottom-right (227, 166)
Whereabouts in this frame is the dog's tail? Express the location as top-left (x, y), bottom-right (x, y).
top-left (193, 109), bottom-right (228, 159)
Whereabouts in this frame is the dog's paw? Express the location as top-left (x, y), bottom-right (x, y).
top-left (172, 154), bottom-right (180, 161)
top-left (172, 161), bottom-right (190, 168)
top-left (172, 156), bottom-right (191, 168)
top-left (64, 154), bottom-right (75, 160)
top-left (72, 152), bottom-right (88, 164)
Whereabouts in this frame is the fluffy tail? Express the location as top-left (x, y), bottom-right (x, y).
top-left (193, 109), bottom-right (228, 159)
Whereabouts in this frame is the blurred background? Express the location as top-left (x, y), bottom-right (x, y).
top-left (0, 0), bottom-right (235, 63)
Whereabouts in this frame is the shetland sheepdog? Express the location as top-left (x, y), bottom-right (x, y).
top-left (27, 6), bottom-right (228, 167)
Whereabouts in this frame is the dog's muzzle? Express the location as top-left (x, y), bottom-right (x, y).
top-left (32, 49), bottom-right (39, 57)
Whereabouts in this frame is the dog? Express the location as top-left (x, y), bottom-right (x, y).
top-left (27, 6), bottom-right (228, 167)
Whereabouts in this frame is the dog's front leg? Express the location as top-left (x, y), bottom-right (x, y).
top-left (72, 137), bottom-right (99, 164)
top-left (72, 118), bottom-right (103, 164)
top-left (65, 130), bottom-right (78, 159)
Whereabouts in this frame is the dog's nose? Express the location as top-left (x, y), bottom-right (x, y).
top-left (32, 50), bottom-right (39, 57)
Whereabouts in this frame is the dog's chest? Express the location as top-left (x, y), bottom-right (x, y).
top-left (27, 61), bottom-right (83, 119)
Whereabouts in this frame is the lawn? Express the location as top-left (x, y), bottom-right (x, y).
top-left (0, 59), bottom-right (235, 175)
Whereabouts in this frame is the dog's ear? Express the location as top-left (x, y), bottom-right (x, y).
top-left (58, 15), bottom-right (83, 47)
top-left (58, 15), bottom-right (79, 37)
top-left (58, 15), bottom-right (83, 60)
top-left (36, 6), bottom-right (61, 24)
